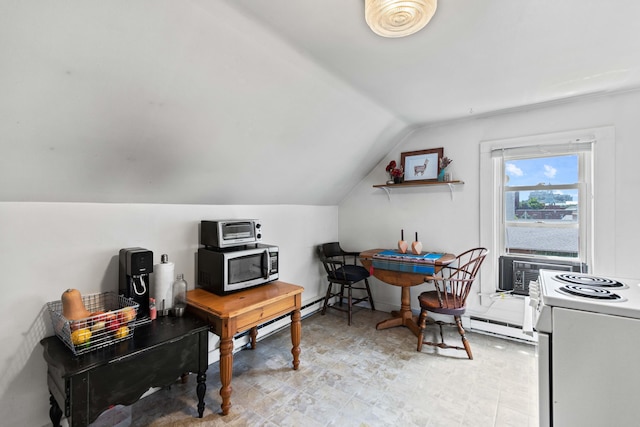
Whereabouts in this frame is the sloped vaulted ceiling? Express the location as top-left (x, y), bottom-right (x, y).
top-left (225, 0), bottom-right (640, 124)
top-left (0, 1), bottom-right (407, 205)
top-left (2, 1), bottom-right (640, 205)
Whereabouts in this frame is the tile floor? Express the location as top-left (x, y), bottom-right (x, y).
top-left (128, 308), bottom-right (538, 427)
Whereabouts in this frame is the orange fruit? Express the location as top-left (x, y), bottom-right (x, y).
top-left (114, 325), bottom-right (130, 339)
top-left (71, 328), bottom-right (92, 345)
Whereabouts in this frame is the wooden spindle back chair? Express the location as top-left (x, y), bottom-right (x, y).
top-left (417, 247), bottom-right (488, 359)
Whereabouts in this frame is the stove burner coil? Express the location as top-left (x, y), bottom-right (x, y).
top-left (558, 285), bottom-right (623, 300)
top-left (554, 273), bottom-right (625, 288)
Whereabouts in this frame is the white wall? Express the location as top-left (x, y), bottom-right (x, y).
top-left (339, 89), bottom-right (640, 325)
top-left (0, 202), bottom-right (336, 427)
top-left (0, 1), bottom-right (406, 206)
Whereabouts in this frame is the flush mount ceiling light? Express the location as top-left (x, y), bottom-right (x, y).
top-left (365, 0), bottom-right (437, 38)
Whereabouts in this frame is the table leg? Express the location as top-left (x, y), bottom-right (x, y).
top-left (290, 309), bottom-right (301, 370)
top-left (376, 286), bottom-right (421, 336)
top-left (49, 392), bottom-right (62, 427)
top-left (196, 371), bottom-right (206, 418)
top-left (219, 336), bottom-right (233, 415)
top-left (250, 326), bottom-right (257, 349)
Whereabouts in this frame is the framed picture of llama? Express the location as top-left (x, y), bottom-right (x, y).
top-left (401, 148), bottom-right (443, 182)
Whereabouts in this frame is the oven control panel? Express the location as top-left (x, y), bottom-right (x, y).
top-left (529, 278), bottom-right (552, 333)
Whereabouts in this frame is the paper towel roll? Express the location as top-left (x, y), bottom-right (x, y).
top-left (152, 256), bottom-right (175, 315)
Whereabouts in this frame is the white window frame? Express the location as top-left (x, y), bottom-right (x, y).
top-left (479, 126), bottom-right (616, 306)
top-left (500, 145), bottom-right (591, 261)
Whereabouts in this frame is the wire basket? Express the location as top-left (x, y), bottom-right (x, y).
top-left (47, 292), bottom-right (139, 356)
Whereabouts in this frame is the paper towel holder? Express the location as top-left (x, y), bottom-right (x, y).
top-left (154, 253), bottom-right (175, 317)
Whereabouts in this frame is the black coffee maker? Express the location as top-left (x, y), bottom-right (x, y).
top-left (119, 247), bottom-right (153, 321)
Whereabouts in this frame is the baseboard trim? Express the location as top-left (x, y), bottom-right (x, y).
top-left (470, 316), bottom-right (537, 343)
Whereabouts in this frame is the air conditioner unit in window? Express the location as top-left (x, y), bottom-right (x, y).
top-left (498, 256), bottom-right (587, 296)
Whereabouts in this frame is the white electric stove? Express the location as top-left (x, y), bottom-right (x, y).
top-left (531, 270), bottom-right (640, 427)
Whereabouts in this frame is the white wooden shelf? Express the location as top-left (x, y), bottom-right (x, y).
top-left (373, 180), bottom-right (464, 201)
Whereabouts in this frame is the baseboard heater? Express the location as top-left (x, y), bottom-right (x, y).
top-left (469, 316), bottom-right (537, 343)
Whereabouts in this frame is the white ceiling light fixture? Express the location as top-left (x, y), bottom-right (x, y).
top-left (365, 0), bottom-right (437, 38)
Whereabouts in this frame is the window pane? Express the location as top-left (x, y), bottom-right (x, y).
top-left (505, 155), bottom-right (578, 187)
top-left (504, 155), bottom-right (580, 258)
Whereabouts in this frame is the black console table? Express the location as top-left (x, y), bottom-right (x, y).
top-left (41, 315), bottom-right (209, 427)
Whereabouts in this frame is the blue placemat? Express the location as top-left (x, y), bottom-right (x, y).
top-left (374, 250), bottom-right (444, 262)
top-left (372, 259), bottom-right (436, 274)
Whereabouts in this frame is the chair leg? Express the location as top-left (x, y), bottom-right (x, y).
top-left (321, 281), bottom-right (333, 315)
top-left (417, 309), bottom-right (427, 352)
top-left (339, 284), bottom-right (345, 307)
top-left (364, 278), bottom-right (375, 310)
top-left (454, 315), bottom-right (473, 360)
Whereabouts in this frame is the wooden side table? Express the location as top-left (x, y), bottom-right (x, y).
top-left (41, 315), bottom-right (209, 427)
top-left (360, 248), bottom-right (455, 336)
top-left (186, 281), bottom-right (303, 415)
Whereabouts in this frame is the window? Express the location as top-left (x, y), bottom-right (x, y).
top-left (478, 126), bottom-right (615, 305)
top-left (502, 151), bottom-right (587, 260)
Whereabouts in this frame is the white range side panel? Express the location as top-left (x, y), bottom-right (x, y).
top-left (537, 333), bottom-right (550, 427)
top-left (552, 307), bottom-right (640, 426)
